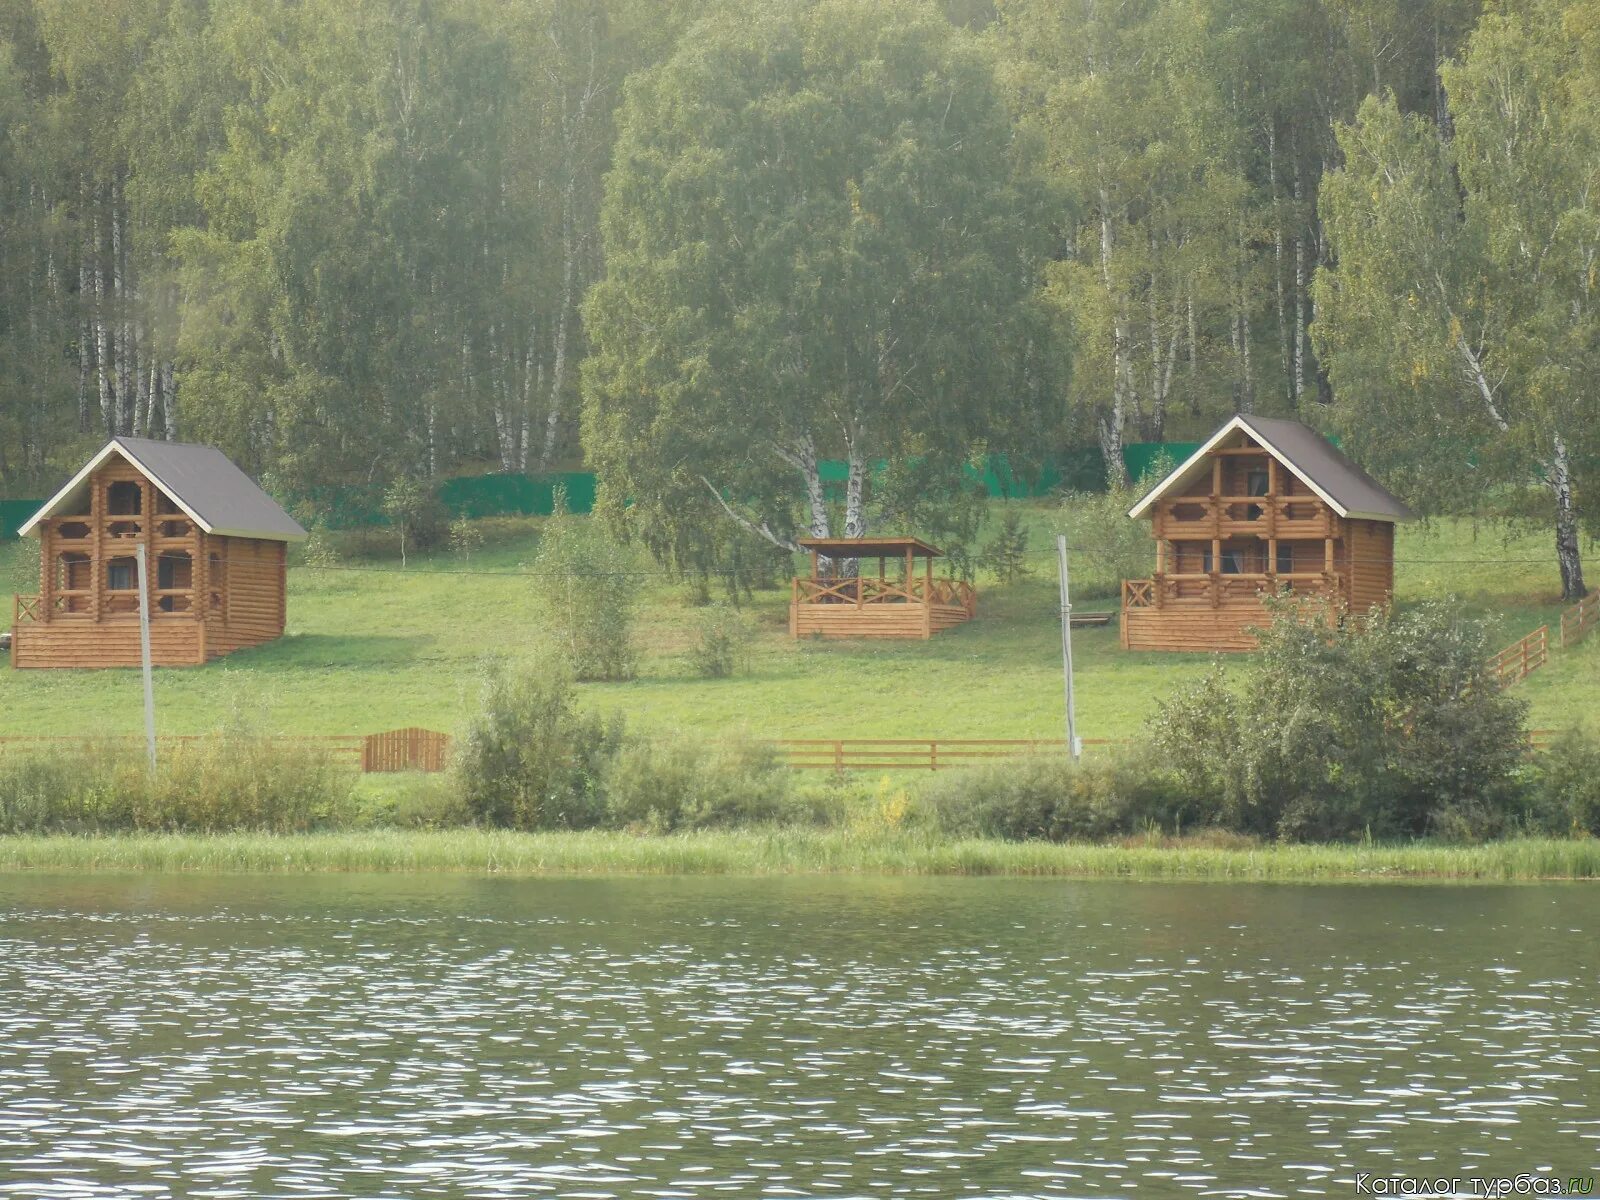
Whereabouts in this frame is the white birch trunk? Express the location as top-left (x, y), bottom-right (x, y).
top-left (1293, 151), bottom-right (1307, 405)
top-left (1098, 191), bottom-right (1130, 486)
top-left (1551, 432), bottom-right (1586, 600)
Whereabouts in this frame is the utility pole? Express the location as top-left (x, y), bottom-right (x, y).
top-left (135, 544), bottom-right (156, 771)
top-left (1056, 534), bottom-right (1081, 760)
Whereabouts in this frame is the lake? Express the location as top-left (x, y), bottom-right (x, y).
top-left (0, 874), bottom-right (1596, 1198)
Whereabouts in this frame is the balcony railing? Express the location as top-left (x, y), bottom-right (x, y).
top-left (1157, 495), bottom-right (1331, 540)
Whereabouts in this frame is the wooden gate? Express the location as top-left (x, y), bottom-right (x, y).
top-left (362, 727), bottom-right (450, 772)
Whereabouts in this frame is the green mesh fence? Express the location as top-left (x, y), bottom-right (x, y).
top-left (0, 500), bottom-right (40, 539)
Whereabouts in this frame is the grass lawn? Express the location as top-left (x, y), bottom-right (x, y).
top-left (2, 829), bottom-right (1599, 880)
top-left (1, 503), bottom-right (1595, 740)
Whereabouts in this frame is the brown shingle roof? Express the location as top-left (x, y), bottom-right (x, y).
top-left (1128, 415), bottom-right (1413, 523)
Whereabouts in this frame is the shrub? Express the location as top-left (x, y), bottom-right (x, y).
top-left (1148, 598), bottom-right (1530, 842)
top-left (604, 736), bottom-right (794, 832)
top-left (0, 736), bottom-right (352, 834)
top-left (980, 506), bottom-right (1033, 584)
top-left (453, 658), bottom-right (623, 829)
top-left (533, 490), bottom-right (638, 681)
top-left (687, 602), bottom-right (755, 678)
top-left (1525, 729), bottom-right (1600, 836)
top-left (913, 752), bottom-right (1181, 842)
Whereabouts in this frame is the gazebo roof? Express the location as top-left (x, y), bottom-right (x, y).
top-left (798, 537), bottom-right (943, 559)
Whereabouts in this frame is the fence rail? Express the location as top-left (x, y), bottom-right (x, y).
top-left (1486, 625), bottom-right (1549, 691)
top-left (772, 737), bottom-right (1124, 771)
top-left (1560, 592), bottom-right (1598, 649)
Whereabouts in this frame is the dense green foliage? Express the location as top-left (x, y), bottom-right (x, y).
top-left (532, 497), bottom-right (639, 681)
top-left (582, 0), bottom-right (1055, 567)
top-left (0, 737), bottom-right (350, 833)
top-left (1, 0), bottom-right (1587, 587)
top-left (1150, 600), bottom-right (1532, 840)
top-left (452, 657), bottom-right (623, 829)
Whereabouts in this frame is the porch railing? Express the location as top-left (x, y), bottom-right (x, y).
top-left (1123, 573), bottom-right (1336, 610)
top-left (13, 594), bottom-right (40, 625)
top-left (795, 575), bottom-right (974, 612)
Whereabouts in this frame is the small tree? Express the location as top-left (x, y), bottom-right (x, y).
top-left (980, 507), bottom-right (1033, 585)
top-left (533, 488), bottom-right (638, 681)
top-left (452, 657), bottom-right (623, 830)
top-left (449, 512), bottom-right (484, 562)
top-left (1149, 599), bottom-right (1530, 841)
top-left (382, 476), bottom-right (427, 568)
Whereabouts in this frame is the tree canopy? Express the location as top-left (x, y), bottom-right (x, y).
top-left (581, 0), bottom-right (1056, 564)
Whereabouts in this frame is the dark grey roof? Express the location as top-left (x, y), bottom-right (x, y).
top-left (21, 437), bottom-right (306, 541)
top-left (1236, 416), bottom-right (1414, 521)
top-left (1129, 414), bottom-right (1413, 523)
top-left (113, 437), bottom-right (307, 540)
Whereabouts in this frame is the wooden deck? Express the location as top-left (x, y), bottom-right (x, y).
top-left (790, 575), bottom-right (975, 639)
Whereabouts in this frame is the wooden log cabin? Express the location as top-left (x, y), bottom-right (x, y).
top-left (790, 537), bottom-right (975, 639)
top-left (1121, 415), bottom-right (1412, 652)
top-left (10, 437), bottom-right (306, 668)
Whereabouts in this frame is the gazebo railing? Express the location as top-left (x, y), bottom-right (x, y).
top-left (795, 576), bottom-right (974, 609)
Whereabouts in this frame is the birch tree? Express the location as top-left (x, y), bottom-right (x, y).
top-left (582, 0), bottom-right (1054, 565)
top-left (1315, 0), bottom-right (1596, 598)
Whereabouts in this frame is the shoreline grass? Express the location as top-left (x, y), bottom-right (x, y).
top-left (0, 829), bottom-right (1597, 881)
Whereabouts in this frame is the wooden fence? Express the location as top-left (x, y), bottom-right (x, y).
top-left (1560, 592), bottom-right (1598, 649)
top-left (1486, 624), bottom-right (1549, 691)
top-left (772, 737), bottom-right (1124, 771)
top-left (361, 726), bottom-right (450, 773)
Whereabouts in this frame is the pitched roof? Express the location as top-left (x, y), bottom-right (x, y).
top-left (1127, 414), bottom-right (1414, 523)
top-left (18, 437), bottom-right (307, 542)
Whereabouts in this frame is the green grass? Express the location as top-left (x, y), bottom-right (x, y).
top-left (1, 504), bottom-right (1595, 740)
top-left (0, 829), bottom-right (1597, 879)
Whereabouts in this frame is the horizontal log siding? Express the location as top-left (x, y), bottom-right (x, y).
top-left (203, 536), bottom-right (285, 659)
top-left (1121, 603), bottom-right (1267, 652)
top-left (1345, 520), bottom-right (1394, 614)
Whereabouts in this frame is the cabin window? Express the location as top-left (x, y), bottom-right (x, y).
top-left (1276, 543), bottom-right (1295, 574)
top-left (57, 552), bottom-right (90, 591)
top-left (107, 480), bottom-right (142, 515)
top-left (56, 521), bottom-right (89, 540)
top-left (157, 551), bottom-right (192, 591)
top-left (106, 557), bottom-right (137, 591)
top-left (1220, 550), bottom-right (1245, 575)
top-left (155, 492), bottom-right (180, 516)
top-left (1246, 469), bottom-right (1269, 497)
top-left (158, 519), bottom-right (191, 539)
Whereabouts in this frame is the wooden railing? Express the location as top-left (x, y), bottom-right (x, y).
top-left (13, 594), bottom-right (40, 624)
top-left (773, 737), bottom-right (1122, 771)
top-left (795, 575), bottom-right (974, 612)
top-left (1560, 592), bottom-right (1598, 648)
top-left (1486, 625), bottom-right (1549, 691)
top-left (1122, 573), bottom-right (1335, 610)
top-left (1157, 495), bottom-right (1332, 539)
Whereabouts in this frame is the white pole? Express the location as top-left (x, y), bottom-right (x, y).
top-left (1056, 534), bottom-right (1081, 760)
top-left (135, 544), bottom-right (156, 772)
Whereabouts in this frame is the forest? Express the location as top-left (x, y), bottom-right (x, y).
top-left (0, 0), bottom-right (1593, 595)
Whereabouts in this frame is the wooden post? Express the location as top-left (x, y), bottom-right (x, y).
top-left (810, 550), bottom-right (820, 581)
top-left (905, 546), bottom-right (914, 600)
top-left (134, 545), bottom-right (156, 771)
top-left (1211, 535), bottom-right (1222, 607)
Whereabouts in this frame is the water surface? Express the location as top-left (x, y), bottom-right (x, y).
top-left (0, 874), bottom-right (1596, 1197)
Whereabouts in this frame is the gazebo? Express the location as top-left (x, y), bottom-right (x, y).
top-left (789, 537), bottom-right (975, 639)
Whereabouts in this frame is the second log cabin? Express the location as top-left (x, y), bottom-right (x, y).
top-left (1121, 415), bottom-right (1412, 652)
top-left (10, 437), bottom-right (306, 668)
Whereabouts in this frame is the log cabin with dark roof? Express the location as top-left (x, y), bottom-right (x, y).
top-left (10, 438), bottom-right (306, 668)
top-left (1120, 415), bottom-right (1413, 652)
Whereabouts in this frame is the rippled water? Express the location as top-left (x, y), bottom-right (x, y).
top-left (0, 875), bottom-right (1597, 1198)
